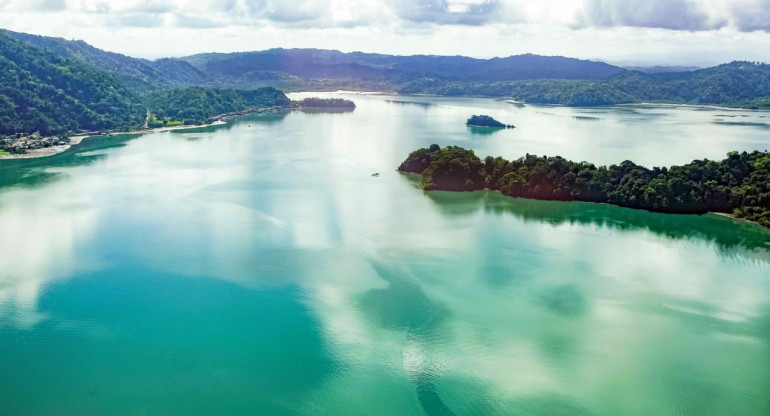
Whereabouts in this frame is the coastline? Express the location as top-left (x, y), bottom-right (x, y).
top-left (324, 90), bottom-right (770, 112)
top-left (707, 211), bottom-right (760, 226)
top-left (398, 167), bottom-right (769, 230)
top-left (4, 94), bottom-right (769, 162)
top-left (0, 119), bottom-right (228, 161)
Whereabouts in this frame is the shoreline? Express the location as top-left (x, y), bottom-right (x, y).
top-left (399, 170), bottom-right (768, 230)
top-left (0, 119), bottom-right (229, 161)
top-left (291, 90), bottom-right (770, 112)
top-left (0, 104), bottom-right (293, 161)
top-left (706, 211), bottom-right (760, 226)
top-left (3, 95), bottom-right (769, 162)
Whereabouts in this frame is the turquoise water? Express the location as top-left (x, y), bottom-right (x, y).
top-left (1, 94), bottom-right (769, 415)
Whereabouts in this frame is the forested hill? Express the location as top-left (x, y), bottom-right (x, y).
top-left (181, 49), bottom-right (626, 86)
top-left (0, 31), bottom-right (143, 136)
top-left (416, 61), bottom-right (770, 107)
top-left (7, 29), bottom-right (770, 109)
top-left (2, 29), bottom-right (206, 90)
top-left (0, 32), bottom-right (290, 140)
top-left (179, 49), bottom-right (770, 108)
top-left (4, 28), bottom-right (770, 140)
top-left (145, 87), bottom-right (291, 125)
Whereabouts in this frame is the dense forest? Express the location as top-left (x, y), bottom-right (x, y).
top-left (2, 29), bottom-right (206, 90)
top-left (293, 97), bottom-right (356, 109)
top-left (399, 145), bottom-right (770, 228)
top-left (0, 31), bottom-right (291, 152)
top-left (145, 87), bottom-right (290, 125)
top-left (0, 31), bottom-right (143, 137)
top-left (396, 62), bottom-right (770, 107)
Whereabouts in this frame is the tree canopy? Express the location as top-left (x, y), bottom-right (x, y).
top-left (0, 31), bottom-right (294, 154)
top-left (144, 87), bottom-right (290, 125)
top-left (0, 31), bottom-right (143, 136)
top-left (399, 145), bottom-right (770, 228)
top-left (466, 115), bottom-right (513, 128)
top-left (293, 98), bottom-right (356, 109)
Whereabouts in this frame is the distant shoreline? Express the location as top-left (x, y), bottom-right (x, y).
top-left (322, 91), bottom-right (770, 112)
top-left (4, 95), bottom-right (770, 161)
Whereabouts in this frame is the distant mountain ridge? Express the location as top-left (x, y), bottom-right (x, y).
top-left (624, 65), bottom-right (701, 74)
top-left (175, 48), bottom-right (770, 108)
top-left (3, 27), bottom-right (770, 141)
top-left (4, 30), bottom-right (630, 91)
top-left (5, 29), bottom-right (627, 87)
top-left (181, 48), bottom-right (627, 84)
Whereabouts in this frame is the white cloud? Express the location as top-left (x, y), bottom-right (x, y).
top-left (392, 0), bottom-right (504, 26)
top-left (250, 0), bottom-right (326, 23)
top-left (1, 0), bottom-right (770, 64)
top-left (575, 0), bottom-right (726, 31)
top-left (6, 0), bottom-right (69, 11)
top-left (0, 0), bottom-right (765, 33)
top-left (174, 14), bottom-right (224, 29)
top-left (730, 0), bottom-right (770, 32)
top-left (133, 0), bottom-right (171, 14)
top-left (36, 0), bottom-right (67, 11)
top-left (115, 12), bottom-right (166, 28)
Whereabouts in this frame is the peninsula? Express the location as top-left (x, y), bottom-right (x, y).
top-left (398, 145), bottom-right (770, 228)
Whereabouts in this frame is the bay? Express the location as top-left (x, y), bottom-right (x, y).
top-left (1, 93), bottom-right (769, 415)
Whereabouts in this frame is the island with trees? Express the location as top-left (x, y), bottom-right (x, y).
top-left (398, 145), bottom-right (770, 228)
top-left (292, 97), bottom-right (356, 110)
top-left (466, 115), bottom-right (514, 128)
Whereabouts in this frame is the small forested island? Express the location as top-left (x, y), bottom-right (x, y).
top-left (398, 145), bottom-right (770, 228)
top-left (292, 97), bottom-right (356, 109)
top-left (467, 115), bottom-right (514, 128)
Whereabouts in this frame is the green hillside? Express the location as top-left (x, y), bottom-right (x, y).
top-left (0, 31), bottom-right (143, 136)
top-left (3, 29), bottom-right (207, 90)
top-left (145, 87), bottom-right (291, 125)
top-left (0, 31), bottom-right (291, 146)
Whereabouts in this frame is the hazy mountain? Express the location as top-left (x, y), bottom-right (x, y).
top-left (181, 48), bottom-right (627, 85)
top-left (625, 65), bottom-right (701, 73)
top-left (3, 28), bottom-right (770, 139)
top-left (396, 62), bottom-right (770, 107)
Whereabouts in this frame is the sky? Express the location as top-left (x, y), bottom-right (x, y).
top-left (1, 0), bottom-right (770, 66)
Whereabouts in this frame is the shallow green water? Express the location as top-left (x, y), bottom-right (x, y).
top-left (1, 94), bottom-right (769, 415)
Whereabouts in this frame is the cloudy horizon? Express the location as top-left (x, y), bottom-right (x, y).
top-left (1, 0), bottom-right (769, 66)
